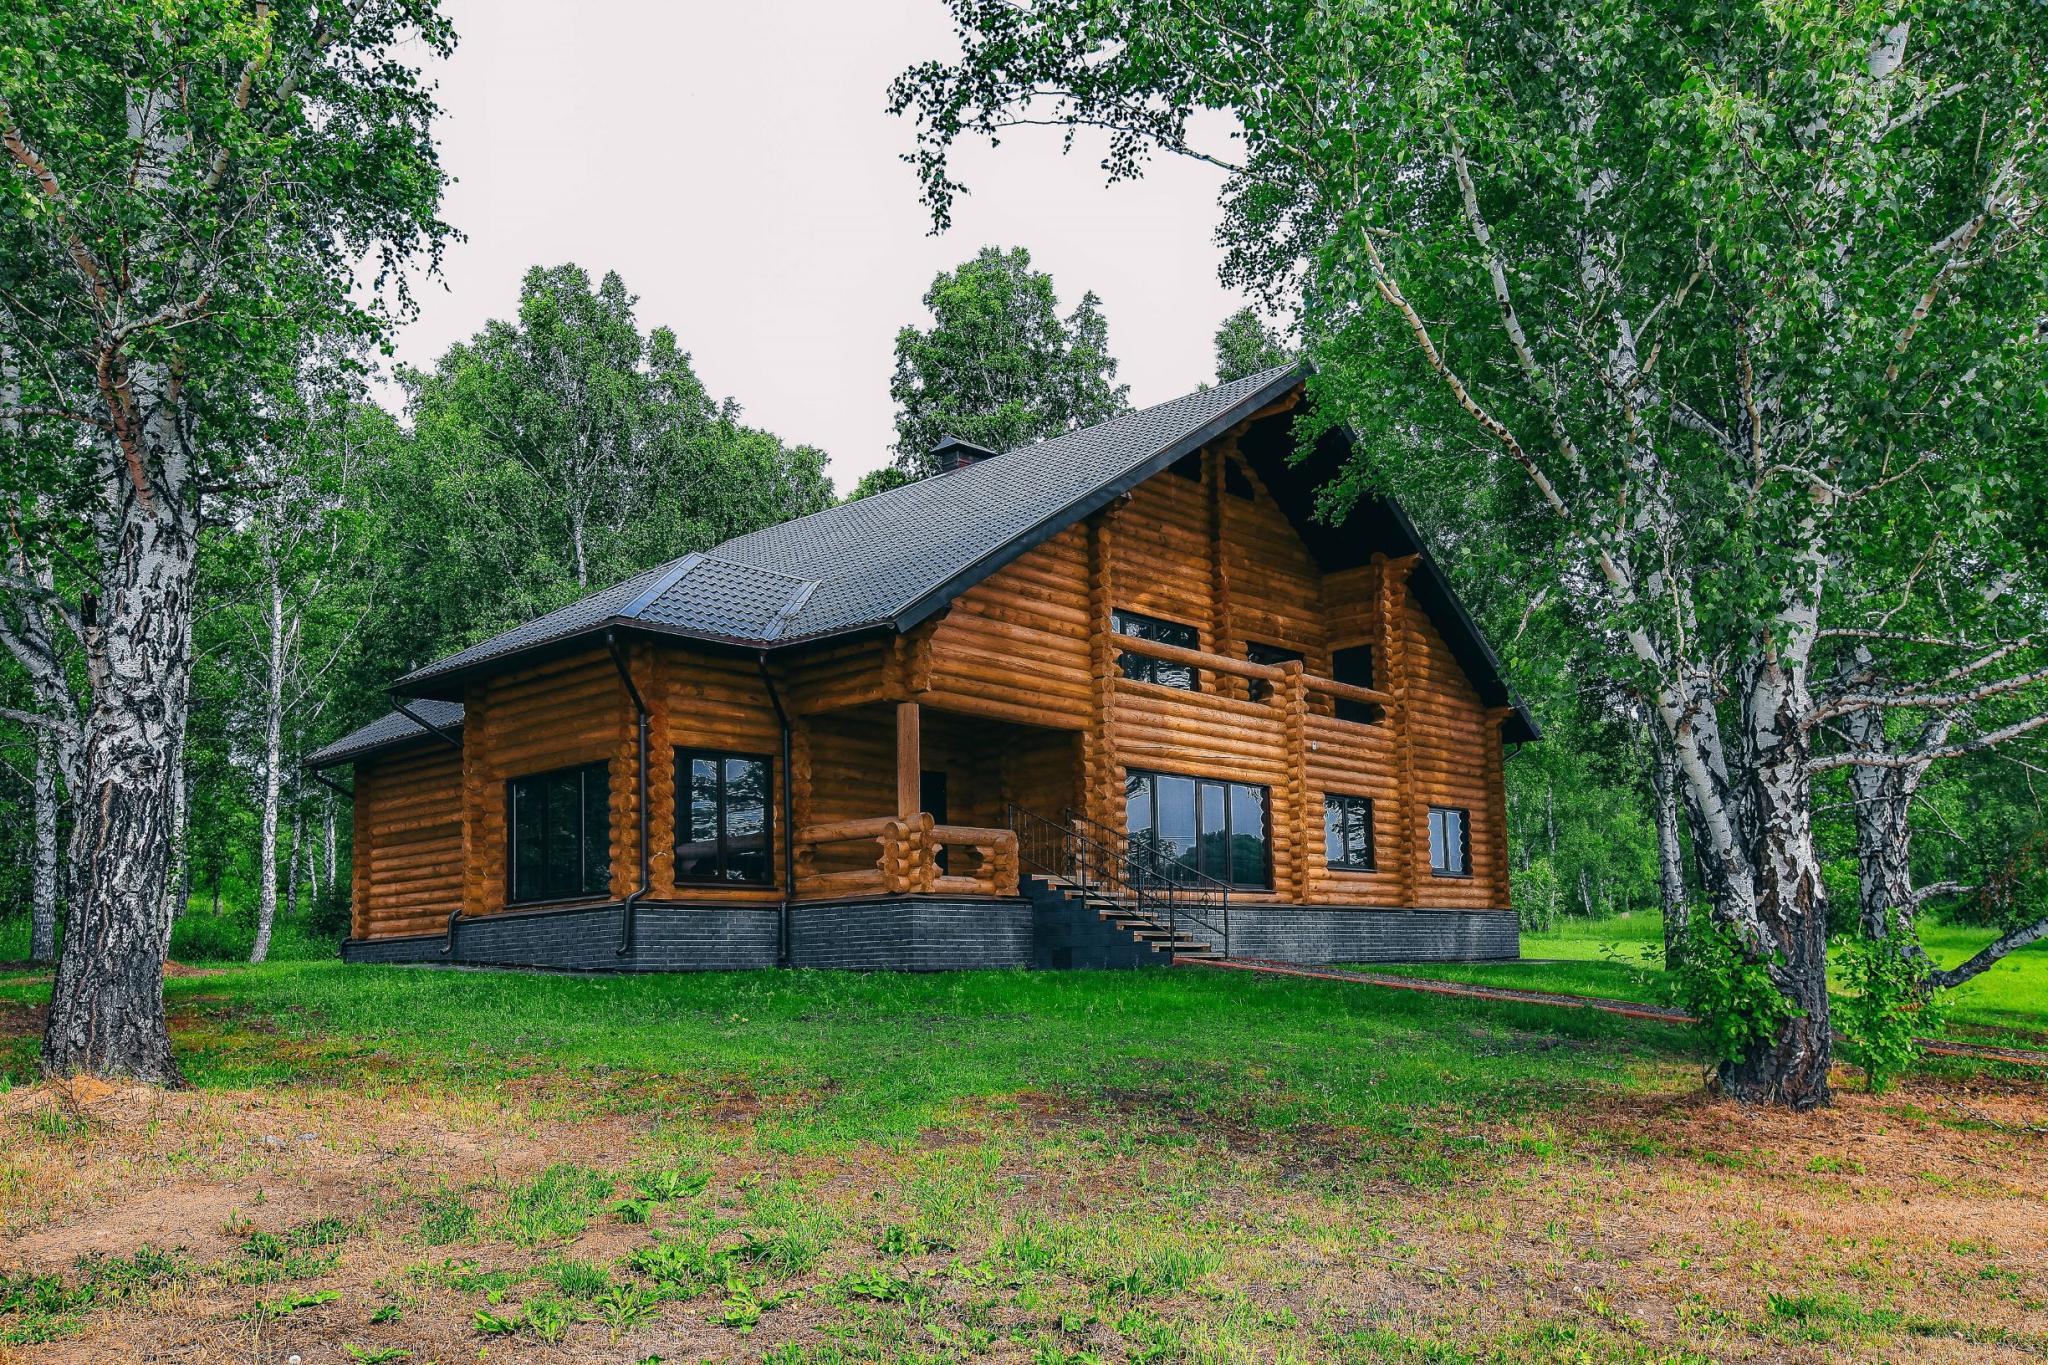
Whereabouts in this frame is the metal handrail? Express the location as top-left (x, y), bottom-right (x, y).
top-left (1004, 804), bottom-right (1230, 957)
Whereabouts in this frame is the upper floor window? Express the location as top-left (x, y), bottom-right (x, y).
top-left (1245, 641), bottom-right (1302, 668)
top-left (1428, 806), bottom-right (1471, 877)
top-left (1331, 644), bottom-right (1381, 724)
top-left (1323, 794), bottom-right (1377, 871)
top-left (1114, 610), bottom-right (1200, 691)
top-left (677, 750), bottom-right (773, 884)
top-left (509, 762), bottom-right (610, 904)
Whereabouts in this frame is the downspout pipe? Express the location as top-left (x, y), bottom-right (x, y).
top-left (607, 631), bottom-right (652, 958)
top-left (757, 651), bottom-right (796, 969)
top-left (307, 768), bottom-right (353, 800)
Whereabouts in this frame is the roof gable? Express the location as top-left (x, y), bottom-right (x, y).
top-left (385, 365), bottom-right (1535, 742)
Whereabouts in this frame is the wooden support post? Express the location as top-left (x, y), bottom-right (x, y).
top-left (1083, 507), bottom-right (1122, 831)
top-left (1208, 440), bottom-right (1237, 699)
top-left (1377, 553), bottom-right (1422, 908)
top-left (1281, 660), bottom-right (1313, 904)
top-left (896, 700), bottom-right (921, 820)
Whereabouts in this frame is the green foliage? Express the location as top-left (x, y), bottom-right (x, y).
top-left (1671, 918), bottom-right (1798, 1068)
top-left (1834, 936), bottom-right (1948, 1093)
top-left (888, 246), bottom-right (1129, 477)
top-left (415, 1189), bottom-right (479, 1246)
top-left (1212, 307), bottom-right (1291, 383)
top-left (498, 1164), bottom-right (615, 1248)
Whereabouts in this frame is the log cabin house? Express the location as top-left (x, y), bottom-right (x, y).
top-left (309, 367), bottom-right (1536, 972)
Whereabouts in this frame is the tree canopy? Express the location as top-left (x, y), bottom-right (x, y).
top-left (886, 246), bottom-right (1129, 479)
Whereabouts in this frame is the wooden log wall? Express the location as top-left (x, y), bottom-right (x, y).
top-left (352, 743), bottom-right (463, 938)
top-left (923, 522), bottom-right (1094, 728)
top-left (460, 649), bottom-right (629, 917)
top-left (350, 387), bottom-right (1514, 928)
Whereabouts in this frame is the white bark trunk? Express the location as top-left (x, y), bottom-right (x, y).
top-left (251, 577), bottom-right (285, 964)
top-left (1649, 737), bottom-right (1688, 967)
top-left (43, 368), bottom-right (198, 1084)
top-left (30, 727), bottom-right (60, 964)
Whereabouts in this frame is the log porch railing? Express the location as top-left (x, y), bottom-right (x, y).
top-left (795, 813), bottom-right (1020, 900)
top-left (1111, 632), bottom-right (1394, 710)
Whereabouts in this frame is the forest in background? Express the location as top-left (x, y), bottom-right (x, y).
top-left (1, 248), bottom-right (2034, 963)
top-left (2, 2), bottom-right (2043, 1108)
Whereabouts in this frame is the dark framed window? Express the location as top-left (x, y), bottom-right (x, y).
top-left (1331, 644), bottom-right (1381, 724)
top-left (1245, 641), bottom-right (1302, 668)
top-left (677, 750), bottom-right (774, 884)
top-left (508, 762), bottom-right (611, 904)
top-left (1324, 794), bottom-right (1376, 871)
top-left (1428, 806), bottom-right (1471, 877)
top-left (1169, 451), bottom-right (1203, 481)
top-left (1125, 769), bottom-right (1271, 888)
top-left (1114, 610), bottom-right (1201, 691)
top-left (1224, 458), bottom-right (1256, 500)
top-left (1245, 641), bottom-right (1301, 701)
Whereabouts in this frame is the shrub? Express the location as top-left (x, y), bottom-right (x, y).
top-left (1670, 915), bottom-right (1797, 1068)
top-left (1834, 935), bottom-right (1947, 1093)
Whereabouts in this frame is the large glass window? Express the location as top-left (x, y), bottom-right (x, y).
top-left (1324, 794), bottom-right (1376, 870)
top-left (1113, 610), bottom-right (1201, 690)
top-left (1124, 770), bottom-right (1271, 887)
top-left (1428, 806), bottom-right (1471, 877)
top-left (677, 750), bottom-right (773, 884)
top-left (508, 762), bottom-right (610, 903)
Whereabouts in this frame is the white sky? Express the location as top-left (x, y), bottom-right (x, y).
top-left (387, 0), bottom-right (1258, 494)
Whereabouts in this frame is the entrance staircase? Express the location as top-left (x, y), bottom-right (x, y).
top-left (1005, 805), bottom-right (1231, 969)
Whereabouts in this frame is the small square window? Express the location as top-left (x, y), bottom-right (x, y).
top-left (676, 749), bottom-right (774, 885)
top-left (1323, 794), bottom-right (1376, 871)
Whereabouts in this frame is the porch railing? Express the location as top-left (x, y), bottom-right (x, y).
top-left (795, 813), bottom-right (1018, 900)
top-left (1004, 803), bottom-right (1231, 957)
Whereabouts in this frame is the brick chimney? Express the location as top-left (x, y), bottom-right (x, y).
top-left (930, 435), bottom-right (998, 474)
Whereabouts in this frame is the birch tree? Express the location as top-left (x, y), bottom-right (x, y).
top-left (0, 2), bottom-right (452, 1081)
top-left (212, 379), bottom-right (388, 963)
top-left (893, 0), bottom-right (2048, 1107)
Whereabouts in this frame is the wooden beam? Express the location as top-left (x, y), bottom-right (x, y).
top-left (896, 700), bottom-right (921, 819)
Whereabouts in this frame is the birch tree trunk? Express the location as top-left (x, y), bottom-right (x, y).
top-left (42, 386), bottom-right (199, 1084)
top-left (251, 577), bottom-right (285, 964)
top-left (1649, 739), bottom-right (1688, 968)
top-left (30, 727), bottom-right (60, 964)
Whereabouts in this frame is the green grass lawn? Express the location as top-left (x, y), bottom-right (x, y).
top-left (1370, 914), bottom-right (2048, 1049)
top-left (0, 958), bottom-right (2043, 1361)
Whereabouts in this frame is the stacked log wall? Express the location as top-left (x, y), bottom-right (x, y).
top-left (352, 744), bottom-right (463, 938)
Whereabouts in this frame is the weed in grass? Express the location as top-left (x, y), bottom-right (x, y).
top-left (612, 1196), bottom-right (657, 1224)
top-left (498, 1162), bottom-right (614, 1247)
top-left (732, 1228), bottom-right (828, 1277)
top-left (244, 1288), bottom-right (340, 1319)
top-left (407, 1257), bottom-right (524, 1298)
top-left (710, 1278), bottom-right (768, 1332)
top-left (342, 1347), bottom-right (411, 1364)
top-left (636, 1162), bottom-right (709, 1202)
top-left (625, 1232), bottom-right (731, 1298)
top-left (538, 1256), bottom-right (613, 1300)
top-left (414, 1187), bottom-right (478, 1244)
top-left (592, 1283), bottom-right (663, 1339)
top-left (369, 1303), bottom-right (403, 1324)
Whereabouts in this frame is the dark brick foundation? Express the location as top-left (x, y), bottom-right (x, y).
top-left (1223, 905), bottom-right (1518, 964)
top-left (788, 898), bottom-right (1031, 971)
top-left (341, 897), bottom-right (1031, 973)
top-left (340, 897), bottom-right (1516, 972)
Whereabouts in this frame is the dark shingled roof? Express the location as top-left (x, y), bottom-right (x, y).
top-left (383, 365), bottom-right (1538, 742)
top-left (305, 699), bottom-right (464, 771)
